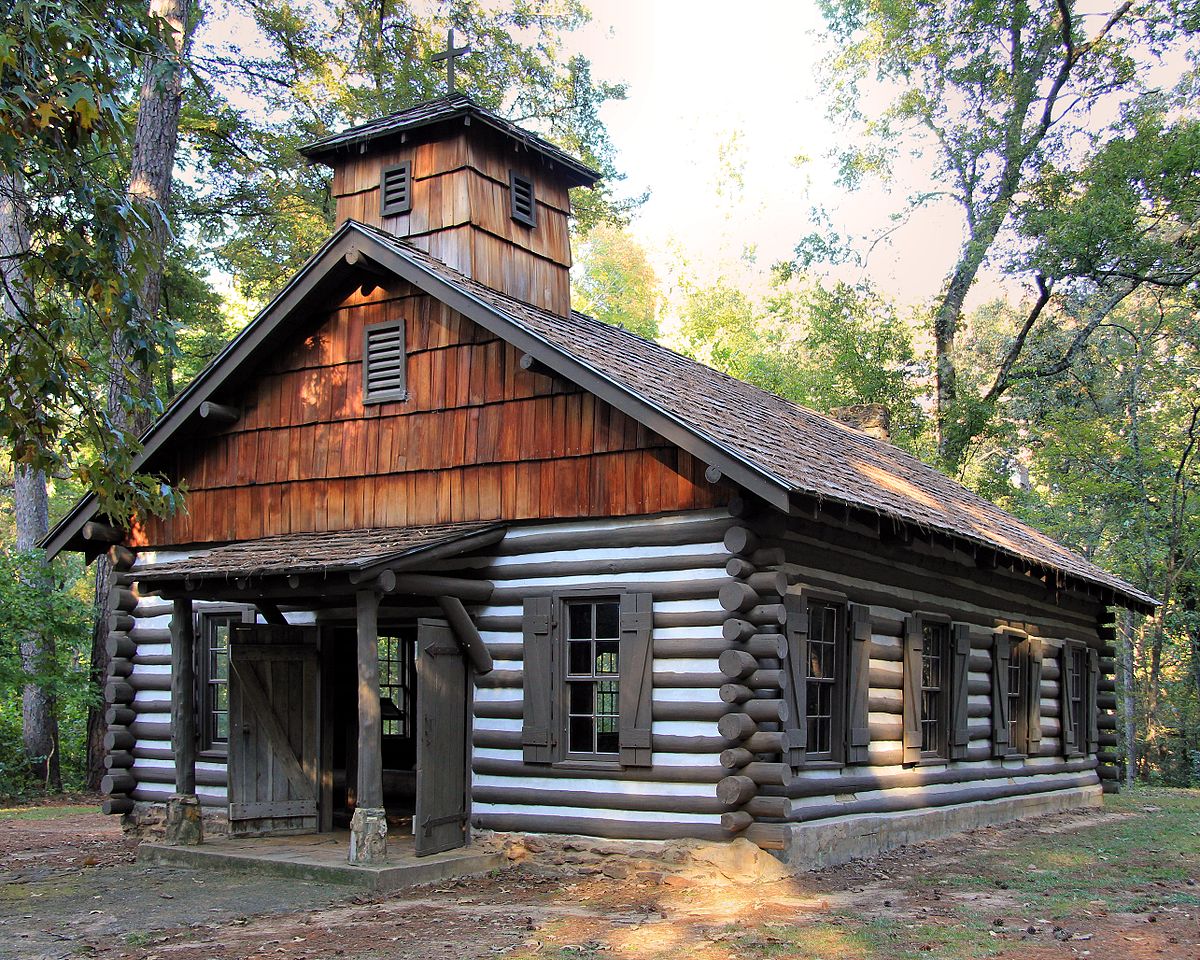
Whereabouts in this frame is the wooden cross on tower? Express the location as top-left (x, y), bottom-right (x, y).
top-left (433, 28), bottom-right (471, 94)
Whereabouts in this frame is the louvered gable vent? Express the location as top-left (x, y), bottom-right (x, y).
top-left (509, 170), bottom-right (536, 228)
top-left (379, 161), bottom-right (412, 217)
top-left (362, 319), bottom-right (407, 403)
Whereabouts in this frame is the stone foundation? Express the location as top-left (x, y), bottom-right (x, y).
top-left (775, 784), bottom-right (1105, 870)
top-left (123, 801), bottom-right (230, 843)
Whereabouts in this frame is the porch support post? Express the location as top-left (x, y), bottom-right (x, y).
top-left (350, 588), bottom-right (387, 864)
top-left (165, 597), bottom-right (202, 845)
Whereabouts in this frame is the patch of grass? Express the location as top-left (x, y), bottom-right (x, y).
top-left (123, 932), bottom-right (153, 948)
top-left (911, 787), bottom-right (1200, 914)
top-left (0, 804), bottom-right (95, 821)
top-left (736, 916), bottom-right (1000, 960)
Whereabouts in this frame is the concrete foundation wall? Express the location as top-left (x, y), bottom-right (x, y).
top-left (777, 783), bottom-right (1104, 870)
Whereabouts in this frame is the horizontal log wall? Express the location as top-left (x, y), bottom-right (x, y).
top-left (133, 281), bottom-right (729, 547)
top-left (107, 549), bottom-right (238, 813)
top-left (746, 509), bottom-right (1109, 825)
top-left (445, 511), bottom-right (743, 841)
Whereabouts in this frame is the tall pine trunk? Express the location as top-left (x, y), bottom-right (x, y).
top-left (87, 0), bottom-right (192, 789)
top-left (2, 172), bottom-right (61, 790)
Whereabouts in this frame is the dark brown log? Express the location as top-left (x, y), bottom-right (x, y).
top-left (471, 813), bottom-right (729, 843)
top-left (704, 465), bottom-right (724, 484)
top-left (718, 713), bottom-right (760, 741)
top-left (750, 547), bottom-right (786, 567)
top-left (106, 658), bottom-right (133, 679)
top-left (746, 603), bottom-right (788, 626)
top-left (744, 795), bottom-right (790, 818)
top-left (107, 544), bottom-right (136, 571)
top-left (745, 823), bottom-right (790, 851)
top-left (469, 784), bottom-right (727, 816)
top-left (106, 633), bottom-right (137, 659)
top-left (717, 775), bottom-right (757, 806)
top-left (392, 573), bottom-right (494, 602)
top-left (722, 810), bottom-right (754, 833)
top-left (720, 582), bottom-right (761, 614)
top-left (518, 352), bottom-right (554, 376)
top-left (82, 521), bottom-right (124, 544)
top-left (105, 679), bottom-right (134, 704)
top-left (719, 649), bottom-right (760, 680)
top-left (198, 400), bottom-right (240, 424)
top-left (786, 756), bottom-right (1098, 798)
top-left (743, 633), bottom-right (788, 658)
top-left (726, 557), bottom-right (757, 579)
top-left (103, 726), bottom-right (135, 752)
top-left (747, 571), bottom-right (788, 597)
top-left (721, 747), bottom-right (755, 768)
top-left (742, 761), bottom-right (789, 786)
top-left (105, 705), bottom-right (136, 727)
top-left (744, 730), bottom-right (789, 753)
top-left (101, 771), bottom-right (135, 795)
top-left (723, 618), bottom-right (757, 642)
top-left (438, 595), bottom-right (493, 673)
top-left (170, 597), bottom-right (196, 796)
top-left (108, 587), bottom-right (139, 613)
top-left (724, 526), bottom-right (760, 557)
top-left (130, 787), bottom-right (225, 808)
top-left (744, 699), bottom-right (788, 723)
top-left (104, 751), bottom-right (134, 769)
top-left (356, 589), bottom-right (383, 809)
top-left (100, 795), bottom-right (133, 815)
top-left (720, 676), bottom-right (787, 703)
top-left (472, 756), bottom-right (726, 784)
top-left (109, 612), bottom-right (135, 633)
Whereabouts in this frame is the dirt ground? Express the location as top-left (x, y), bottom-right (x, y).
top-left (2, 788), bottom-right (1199, 960)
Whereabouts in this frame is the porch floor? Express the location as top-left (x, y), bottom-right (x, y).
top-left (137, 831), bottom-right (507, 892)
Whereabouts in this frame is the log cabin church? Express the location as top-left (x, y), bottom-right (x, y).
top-left (45, 90), bottom-right (1155, 867)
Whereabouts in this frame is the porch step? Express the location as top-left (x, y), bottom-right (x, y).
top-left (137, 833), bottom-right (506, 892)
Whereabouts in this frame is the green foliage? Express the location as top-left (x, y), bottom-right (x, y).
top-left (674, 276), bottom-right (927, 452)
top-left (0, 548), bottom-right (95, 797)
top-left (571, 224), bottom-right (660, 339)
top-left (0, 0), bottom-right (181, 522)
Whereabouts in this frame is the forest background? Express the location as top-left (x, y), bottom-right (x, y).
top-left (0, 0), bottom-right (1197, 796)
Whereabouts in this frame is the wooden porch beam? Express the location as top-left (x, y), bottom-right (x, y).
top-left (169, 598), bottom-right (196, 795)
top-left (355, 589), bottom-right (384, 810)
top-left (436, 596), bottom-right (493, 674)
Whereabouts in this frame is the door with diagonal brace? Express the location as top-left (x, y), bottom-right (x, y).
top-left (228, 625), bottom-right (320, 836)
top-left (414, 617), bottom-right (469, 855)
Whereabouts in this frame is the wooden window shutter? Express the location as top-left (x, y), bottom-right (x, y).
top-left (509, 170), bottom-right (537, 227)
top-left (1086, 647), bottom-right (1101, 755)
top-left (783, 593), bottom-right (808, 766)
top-left (521, 596), bottom-right (555, 764)
top-left (1061, 644), bottom-right (1077, 756)
top-left (618, 592), bottom-right (654, 767)
top-left (845, 604), bottom-right (872, 764)
top-left (1024, 638), bottom-right (1043, 756)
top-left (902, 617), bottom-right (923, 765)
top-left (362, 319), bottom-right (407, 403)
top-left (379, 161), bottom-right (412, 216)
top-left (949, 624), bottom-right (972, 760)
top-left (991, 633), bottom-right (1011, 757)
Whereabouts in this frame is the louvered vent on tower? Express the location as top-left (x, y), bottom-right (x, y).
top-left (379, 161), bottom-right (412, 216)
top-left (362, 319), bottom-right (407, 403)
top-left (509, 170), bottom-right (536, 227)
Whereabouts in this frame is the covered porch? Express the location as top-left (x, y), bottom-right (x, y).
top-left (127, 521), bottom-right (505, 865)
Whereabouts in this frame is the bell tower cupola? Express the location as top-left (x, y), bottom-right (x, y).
top-left (300, 93), bottom-right (599, 317)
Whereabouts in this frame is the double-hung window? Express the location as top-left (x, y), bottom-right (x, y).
top-left (520, 592), bottom-right (654, 768)
top-left (564, 599), bottom-right (621, 759)
top-left (804, 600), bottom-right (843, 760)
top-left (920, 620), bottom-right (951, 759)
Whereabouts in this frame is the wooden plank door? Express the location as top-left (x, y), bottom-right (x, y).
top-left (414, 618), bottom-right (468, 856)
top-left (228, 625), bottom-right (320, 836)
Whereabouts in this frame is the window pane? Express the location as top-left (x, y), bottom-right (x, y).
top-left (595, 602), bottom-right (620, 639)
top-left (568, 603), bottom-right (592, 639)
top-left (569, 641), bottom-right (592, 675)
top-left (596, 679), bottom-right (619, 716)
top-left (595, 641), bottom-right (619, 675)
top-left (569, 716), bottom-right (593, 754)
top-left (215, 712), bottom-right (229, 740)
top-left (596, 728), bottom-right (619, 755)
top-left (569, 681), bottom-right (592, 715)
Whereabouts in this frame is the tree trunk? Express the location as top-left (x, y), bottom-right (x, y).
top-left (1, 172), bottom-right (61, 790)
top-left (88, 0), bottom-right (192, 786)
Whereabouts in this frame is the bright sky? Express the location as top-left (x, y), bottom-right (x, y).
top-left (561, 1), bottom-right (968, 307)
